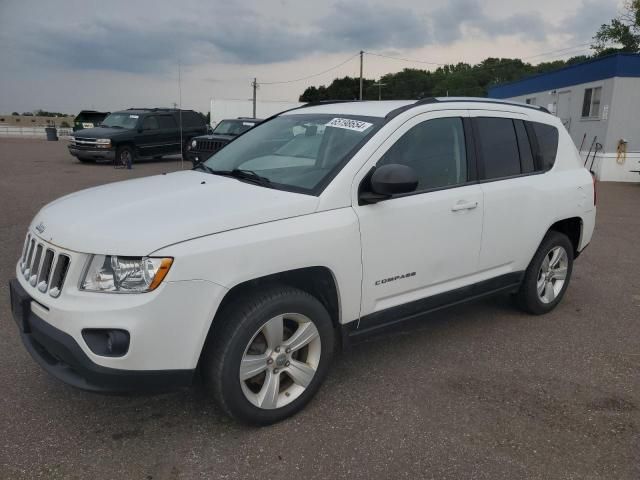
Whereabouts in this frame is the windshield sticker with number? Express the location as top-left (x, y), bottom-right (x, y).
top-left (325, 117), bottom-right (373, 132)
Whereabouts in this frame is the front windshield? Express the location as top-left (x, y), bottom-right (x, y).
top-left (202, 114), bottom-right (380, 193)
top-left (214, 120), bottom-right (255, 136)
top-left (101, 112), bottom-right (140, 129)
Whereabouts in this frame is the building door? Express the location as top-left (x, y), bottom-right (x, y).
top-left (557, 91), bottom-right (571, 132)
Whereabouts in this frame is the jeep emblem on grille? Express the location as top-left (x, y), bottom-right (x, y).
top-left (35, 222), bottom-right (46, 234)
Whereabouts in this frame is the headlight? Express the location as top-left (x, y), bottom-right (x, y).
top-left (96, 138), bottom-right (111, 148)
top-left (69, 136), bottom-right (75, 144)
top-left (80, 255), bottom-right (173, 293)
top-left (191, 139), bottom-right (197, 148)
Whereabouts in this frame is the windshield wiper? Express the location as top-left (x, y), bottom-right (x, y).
top-left (193, 163), bottom-right (217, 174)
top-left (229, 169), bottom-right (273, 187)
top-left (195, 166), bottom-right (273, 188)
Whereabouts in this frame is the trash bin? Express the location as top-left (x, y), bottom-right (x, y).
top-left (45, 127), bottom-right (58, 141)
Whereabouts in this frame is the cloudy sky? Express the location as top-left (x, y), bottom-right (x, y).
top-left (0, 0), bottom-right (622, 115)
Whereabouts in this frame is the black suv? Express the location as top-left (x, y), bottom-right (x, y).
top-left (187, 117), bottom-right (262, 164)
top-left (68, 108), bottom-right (207, 164)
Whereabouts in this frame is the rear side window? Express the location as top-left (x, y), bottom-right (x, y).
top-left (529, 122), bottom-right (559, 171)
top-left (182, 111), bottom-right (205, 127)
top-left (158, 115), bottom-right (177, 129)
top-left (474, 117), bottom-right (521, 179)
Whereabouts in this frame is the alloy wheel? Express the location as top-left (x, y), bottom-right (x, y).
top-left (239, 313), bottom-right (321, 410)
top-left (537, 246), bottom-right (569, 304)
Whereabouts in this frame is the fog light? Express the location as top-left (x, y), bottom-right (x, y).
top-left (82, 329), bottom-right (130, 357)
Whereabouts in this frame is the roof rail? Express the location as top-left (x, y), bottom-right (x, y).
top-left (385, 96), bottom-right (550, 120)
top-left (385, 97), bottom-right (438, 120)
top-left (437, 97), bottom-right (551, 113)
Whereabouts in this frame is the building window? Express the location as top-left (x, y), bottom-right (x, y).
top-left (525, 97), bottom-right (536, 105)
top-left (581, 87), bottom-right (602, 118)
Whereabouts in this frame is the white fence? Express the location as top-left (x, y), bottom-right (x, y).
top-left (0, 126), bottom-right (73, 139)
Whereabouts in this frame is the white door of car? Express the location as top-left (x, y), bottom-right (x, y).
top-left (354, 111), bottom-right (484, 318)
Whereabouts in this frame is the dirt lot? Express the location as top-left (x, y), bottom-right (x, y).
top-left (0, 138), bottom-right (638, 479)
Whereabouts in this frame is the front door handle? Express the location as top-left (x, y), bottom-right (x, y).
top-left (451, 200), bottom-right (478, 212)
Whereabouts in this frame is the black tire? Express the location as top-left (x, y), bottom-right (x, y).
top-left (516, 231), bottom-right (574, 315)
top-left (115, 145), bottom-right (134, 168)
top-left (77, 157), bottom-right (93, 163)
top-left (201, 285), bottom-right (335, 425)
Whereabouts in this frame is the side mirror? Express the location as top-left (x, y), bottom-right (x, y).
top-left (360, 164), bottom-right (418, 204)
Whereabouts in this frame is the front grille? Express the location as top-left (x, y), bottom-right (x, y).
top-left (19, 233), bottom-right (70, 299)
top-left (195, 139), bottom-right (227, 153)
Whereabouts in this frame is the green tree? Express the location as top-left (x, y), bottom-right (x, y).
top-left (593, 0), bottom-right (640, 54)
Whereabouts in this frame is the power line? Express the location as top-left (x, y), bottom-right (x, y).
top-left (365, 51), bottom-right (447, 66)
top-left (258, 53), bottom-right (360, 85)
top-left (522, 42), bottom-right (592, 60)
top-left (363, 42), bottom-right (594, 72)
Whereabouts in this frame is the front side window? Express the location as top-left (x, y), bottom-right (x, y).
top-left (475, 117), bottom-right (521, 180)
top-left (378, 117), bottom-right (467, 191)
top-left (142, 116), bottom-right (159, 130)
top-left (202, 114), bottom-right (381, 193)
top-left (581, 87), bottom-right (602, 118)
top-left (101, 112), bottom-right (140, 129)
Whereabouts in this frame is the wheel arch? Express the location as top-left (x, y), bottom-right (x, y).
top-left (216, 267), bottom-right (341, 328)
top-left (198, 266), bottom-right (343, 366)
top-left (547, 217), bottom-right (583, 257)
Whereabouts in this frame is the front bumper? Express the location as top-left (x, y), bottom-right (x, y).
top-left (68, 145), bottom-right (115, 161)
top-left (9, 278), bottom-right (194, 392)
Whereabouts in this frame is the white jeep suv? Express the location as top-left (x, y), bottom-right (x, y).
top-left (10, 98), bottom-right (596, 424)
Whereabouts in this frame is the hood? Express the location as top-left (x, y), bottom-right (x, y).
top-left (31, 171), bottom-right (319, 255)
top-left (73, 126), bottom-right (130, 138)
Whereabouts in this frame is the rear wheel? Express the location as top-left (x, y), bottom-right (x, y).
top-left (202, 286), bottom-right (335, 425)
top-left (516, 231), bottom-right (574, 314)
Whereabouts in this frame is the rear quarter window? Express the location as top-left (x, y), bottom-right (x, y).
top-left (529, 122), bottom-right (559, 171)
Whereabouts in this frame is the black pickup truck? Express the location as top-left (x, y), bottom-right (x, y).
top-left (68, 108), bottom-right (207, 165)
top-left (186, 117), bottom-right (262, 164)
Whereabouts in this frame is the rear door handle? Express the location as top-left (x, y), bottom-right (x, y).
top-left (451, 201), bottom-right (478, 212)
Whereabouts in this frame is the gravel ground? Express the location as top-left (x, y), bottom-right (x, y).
top-left (0, 138), bottom-right (638, 479)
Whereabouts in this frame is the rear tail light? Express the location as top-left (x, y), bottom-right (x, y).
top-left (591, 173), bottom-right (597, 206)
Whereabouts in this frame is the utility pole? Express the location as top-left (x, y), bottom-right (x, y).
top-left (252, 78), bottom-right (258, 118)
top-left (359, 51), bottom-right (364, 101)
top-left (374, 82), bottom-right (386, 101)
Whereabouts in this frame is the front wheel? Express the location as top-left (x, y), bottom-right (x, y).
top-left (516, 231), bottom-right (574, 315)
top-left (202, 286), bottom-right (335, 425)
top-left (115, 145), bottom-right (134, 169)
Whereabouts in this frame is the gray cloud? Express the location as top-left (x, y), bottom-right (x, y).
top-left (563, 0), bottom-right (620, 41)
top-left (430, 0), bottom-right (548, 44)
top-left (3, 0), bottom-right (621, 75)
top-left (318, 2), bottom-right (431, 50)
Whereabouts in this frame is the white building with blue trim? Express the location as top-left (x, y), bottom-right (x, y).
top-left (489, 53), bottom-right (640, 182)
